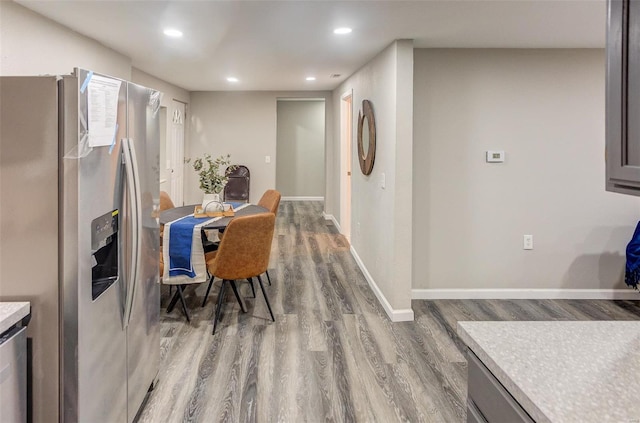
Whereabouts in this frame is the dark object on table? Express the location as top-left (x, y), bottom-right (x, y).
top-left (204, 213), bottom-right (276, 334)
top-left (625, 221), bottom-right (640, 289)
top-left (223, 165), bottom-right (250, 202)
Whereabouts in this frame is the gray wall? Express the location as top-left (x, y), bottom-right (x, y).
top-left (186, 91), bottom-right (333, 205)
top-left (331, 40), bottom-right (414, 319)
top-left (0, 1), bottom-right (131, 79)
top-left (131, 68), bottom-right (191, 198)
top-left (276, 100), bottom-right (325, 197)
top-left (412, 48), bottom-right (640, 293)
top-left (131, 67), bottom-right (190, 106)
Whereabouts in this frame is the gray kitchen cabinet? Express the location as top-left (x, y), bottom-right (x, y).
top-left (0, 327), bottom-right (27, 422)
top-left (466, 349), bottom-right (535, 423)
top-left (606, 0), bottom-right (640, 194)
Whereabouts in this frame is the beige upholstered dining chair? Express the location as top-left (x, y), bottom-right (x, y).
top-left (204, 213), bottom-right (276, 334)
top-left (159, 253), bottom-right (192, 322)
top-left (159, 191), bottom-right (197, 322)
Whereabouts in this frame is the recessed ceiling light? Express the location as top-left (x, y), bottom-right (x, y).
top-left (306, 77), bottom-right (316, 81)
top-left (226, 77), bottom-right (239, 83)
top-left (163, 28), bottom-right (183, 38)
top-left (333, 27), bottom-right (352, 35)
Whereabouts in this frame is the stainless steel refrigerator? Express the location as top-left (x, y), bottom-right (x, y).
top-left (0, 68), bottom-right (160, 423)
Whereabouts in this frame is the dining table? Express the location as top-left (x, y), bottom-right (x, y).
top-left (159, 202), bottom-right (270, 319)
top-left (159, 203), bottom-right (269, 229)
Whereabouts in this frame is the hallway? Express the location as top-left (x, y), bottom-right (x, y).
top-left (138, 201), bottom-right (640, 422)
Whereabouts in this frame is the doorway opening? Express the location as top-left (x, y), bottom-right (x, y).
top-left (275, 98), bottom-right (326, 202)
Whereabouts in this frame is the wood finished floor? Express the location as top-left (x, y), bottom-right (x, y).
top-left (137, 201), bottom-right (640, 423)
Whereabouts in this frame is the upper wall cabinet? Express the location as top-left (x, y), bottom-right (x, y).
top-left (607, 0), bottom-right (640, 195)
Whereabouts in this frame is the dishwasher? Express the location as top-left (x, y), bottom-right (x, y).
top-left (0, 325), bottom-right (27, 422)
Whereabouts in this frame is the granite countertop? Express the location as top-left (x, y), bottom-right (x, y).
top-left (0, 302), bottom-right (30, 335)
top-left (458, 321), bottom-right (640, 423)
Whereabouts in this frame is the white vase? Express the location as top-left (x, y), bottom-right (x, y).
top-left (202, 193), bottom-right (223, 212)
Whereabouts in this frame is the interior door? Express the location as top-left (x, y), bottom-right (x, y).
top-left (169, 100), bottom-right (185, 205)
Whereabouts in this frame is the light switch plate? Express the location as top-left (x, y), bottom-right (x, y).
top-left (523, 234), bottom-right (533, 250)
top-left (486, 150), bottom-right (505, 163)
top-left (265, 155), bottom-right (271, 164)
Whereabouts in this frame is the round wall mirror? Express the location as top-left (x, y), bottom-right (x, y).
top-left (357, 99), bottom-right (376, 175)
top-left (361, 117), bottom-right (370, 157)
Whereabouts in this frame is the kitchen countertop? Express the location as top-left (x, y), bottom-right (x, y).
top-left (0, 302), bottom-right (30, 335)
top-left (458, 321), bottom-right (640, 423)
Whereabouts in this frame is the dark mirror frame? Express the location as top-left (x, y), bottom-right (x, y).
top-left (357, 99), bottom-right (376, 175)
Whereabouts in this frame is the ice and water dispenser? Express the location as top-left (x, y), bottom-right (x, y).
top-left (91, 210), bottom-right (119, 300)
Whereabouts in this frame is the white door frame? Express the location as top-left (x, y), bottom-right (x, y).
top-left (340, 90), bottom-right (353, 241)
top-left (169, 100), bottom-right (186, 205)
top-left (159, 107), bottom-right (169, 192)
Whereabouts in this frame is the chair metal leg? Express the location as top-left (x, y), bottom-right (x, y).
top-left (202, 276), bottom-right (215, 307)
top-left (177, 286), bottom-right (190, 323)
top-left (256, 275), bottom-right (275, 322)
top-left (247, 278), bottom-right (256, 298)
top-left (229, 280), bottom-right (247, 313)
top-left (265, 270), bottom-right (272, 286)
top-left (166, 288), bottom-right (180, 313)
top-left (212, 280), bottom-right (227, 335)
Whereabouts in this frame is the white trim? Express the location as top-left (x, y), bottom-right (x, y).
top-left (281, 196), bottom-right (324, 201)
top-left (411, 288), bottom-right (640, 300)
top-left (277, 97), bottom-right (326, 102)
top-left (350, 246), bottom-right (414, 322)
top-left (340, 90), bottom-right (353, 243)
top-left (322, 212), bottom-right (342, 232)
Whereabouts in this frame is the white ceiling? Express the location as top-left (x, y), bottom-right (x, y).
top-left (16, 0), bottom-right (606, 92)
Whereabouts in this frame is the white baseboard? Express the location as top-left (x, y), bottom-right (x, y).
top-left (281, 196), bottom-right (324, 201)
top-left (322, 212), bottom-right (342, 232)
top-left (411, 288), bottom-right (640, 300)
top-left (350, 246), bottom-right (414, 322)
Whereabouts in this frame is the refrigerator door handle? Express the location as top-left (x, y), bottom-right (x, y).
top-left (122, 138), bottom-right (142, 328)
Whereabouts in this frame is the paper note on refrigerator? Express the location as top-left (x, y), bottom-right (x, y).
top-left (87, 75), bottom-right (121, 147)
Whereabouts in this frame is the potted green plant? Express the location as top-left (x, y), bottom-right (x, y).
top-left (187, 154), bottom-right (235, 211)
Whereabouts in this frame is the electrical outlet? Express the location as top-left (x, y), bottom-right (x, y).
top-left (523, 235), bottom-right (533, 250)
top-left (380, 172), bottom-right (386, 189)
top-left (356, 221), bottom-right (361, 236)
